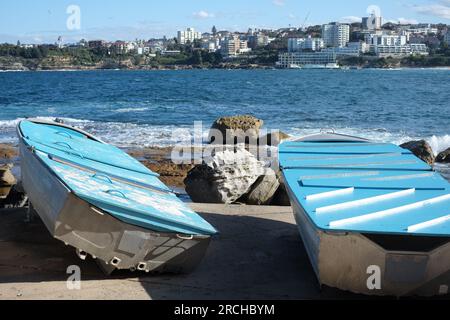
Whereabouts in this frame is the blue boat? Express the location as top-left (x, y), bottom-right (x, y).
top-left (17, 119), bottom-right (217, 274)
top-left (279, 133), bottom-right (450, 297)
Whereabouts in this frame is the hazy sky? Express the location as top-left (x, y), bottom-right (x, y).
top-left (1, 0), bottom-right (449, 43)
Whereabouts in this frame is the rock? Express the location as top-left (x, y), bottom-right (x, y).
top-left (209, 115), bottom-right (264, 145)
top-left (184, 147), bottom-right (266, 204)
top-left (1, 164), bottom-right (16, 185)
top-left (0, 144), bottom-right (18, 159)
top-left (142, 159), bottom-right (194, 188)
top-left (270, 183), bottom-right (292, 207)
top-left (436, 148), bottom-right (450, 163)
top-left (259, 131), bottom-right (291, 147)
top-left (0, 182), bottom-right (28, 209)
top-left (242, 169), bottom-right (280, 205)
top-left (400, 140), bottom-right (435, 165)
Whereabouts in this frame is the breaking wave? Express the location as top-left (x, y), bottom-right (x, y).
top-left (1, 117), bottom-right (449, 154)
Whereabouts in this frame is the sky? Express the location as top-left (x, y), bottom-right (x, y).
top-left (0, 0), bottom-right (449, 44)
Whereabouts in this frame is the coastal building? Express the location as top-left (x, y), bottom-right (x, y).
top-left (278, 51), bottom-right (337, 68)
top-left (111, 41), bottom-right (137, 54)
top-left (177, 28), bottom-right (202, 45)
top-left (221, 35), bottom-right (250, 56)
top-left (405, 25), bottom-right (438, 35)
top-left (248, 33), bottom-right (270, 49)
top-left (445, 32), bottom-right (450, 45)
top-left (323, 42), bottom-right (366, 57)
top-left (322, 23), bottom-right (350, 48)
top-left (288, 36), bottom-right (324, 52)
top-left (362, 13), bottom-right (383, 31)
top-left (137, 47), bottom-right (151, 55)
top-left (202, 39), bottom-right (221, 52)
top-left (366, 33), bottom-right (407, 46)
top-left (373, 43), bottom-right (428, 58)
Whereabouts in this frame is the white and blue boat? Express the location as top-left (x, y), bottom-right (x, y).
top-left (17, 119), bottom-right (217, 274)
top-left (279, 133), bottom-right (450, 297)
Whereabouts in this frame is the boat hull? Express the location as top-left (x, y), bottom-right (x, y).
top-left (283, 173), bottom-right (450, 297)
top-left (19, 140), bottom-right (211, 275)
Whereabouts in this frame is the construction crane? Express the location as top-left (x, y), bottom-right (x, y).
top-left (301, 12), bottom-right (311, 32)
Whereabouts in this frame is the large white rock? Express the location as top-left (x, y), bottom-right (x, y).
top-left (185, 146), bottom-right (268, 204)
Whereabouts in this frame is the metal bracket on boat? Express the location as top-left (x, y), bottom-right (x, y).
top-left (76, 249), bottom-right (88, 261)
top-left (177, 234), bottom-right (194, 240)
top-left (110, 257), bottom-right (122, 267)
top-left (137, 263), bottom-right (147, 271)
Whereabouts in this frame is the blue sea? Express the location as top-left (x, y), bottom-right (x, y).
top-left (0, 69), bottom-right (449, 154)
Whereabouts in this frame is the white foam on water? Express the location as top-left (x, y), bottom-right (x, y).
top-left (113, 107), bottom-right (150, 113)
top-left (427, 135), bottom-right (450, 155)
top-left (1, 117), bottom-right (449, 155)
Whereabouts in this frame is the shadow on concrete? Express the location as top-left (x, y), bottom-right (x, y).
top-left (0, 207), bottom-right (380, 299)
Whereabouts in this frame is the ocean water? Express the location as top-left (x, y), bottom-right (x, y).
top-left (0, 69), bottom-right (449, 154)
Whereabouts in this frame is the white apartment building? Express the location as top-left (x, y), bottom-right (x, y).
top-left (363, 32), bottom-right (425, 57)
top-left (278, 51), bottom-right (337, 68)
top-left (362, 13), bottom-right (383, 31)
top-left (406, 25), bottom-right (438, 35)
top-left (373, 43), bottom-right (428, 58)
top-left (177, 28), bottom-right (202, 45)
top-left (288, 36), bottom-right (324, 52)
top-left (366, 33), bottom-right (407, 46)
top-left (323, 42), bottom-right (367, 57)
top-left (322, 23), bottom-right (350, 48)
top-left (202, 39), bottom-right (221, 52)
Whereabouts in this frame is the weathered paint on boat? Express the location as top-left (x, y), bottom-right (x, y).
top-left (279, 133), bottom-right (450, 297)
top-left (17, 119), bottom-right (217, 274)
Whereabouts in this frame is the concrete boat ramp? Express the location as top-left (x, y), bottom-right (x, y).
top-left (0, 203), bottom-right (429, 300)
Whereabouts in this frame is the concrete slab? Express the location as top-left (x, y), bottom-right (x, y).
top-left (0, 204), bottom-right (365, 300)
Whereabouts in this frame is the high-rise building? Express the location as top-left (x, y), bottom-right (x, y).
top-left (362, 13), bottom-right (383, 31)
top-left (322, 23), bottom-right (350, 48)
top-left (177, 28), bottom-right (202, 45)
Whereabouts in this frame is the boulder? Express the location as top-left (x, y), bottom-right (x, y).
top-left (0, 144), bottom-right (18, 159)
top-left (400, 140), bottom-right (435, 165)
top-left (184, 147), bottom-right (267, 204)
top-left (436, 148), bottom-right (450, 163)
top-left (259, 131), bottom-right (291, 147)
top-left (0, 182), bottom-right (28, 209)
top-left (270, 183), bottom-right (292, 207)
top-left (241, 169), bottom-right (280, 205)
top-left (1, 164), bottom-right (16, 186)
top-left (209, 115), bottom-right (264, 145)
